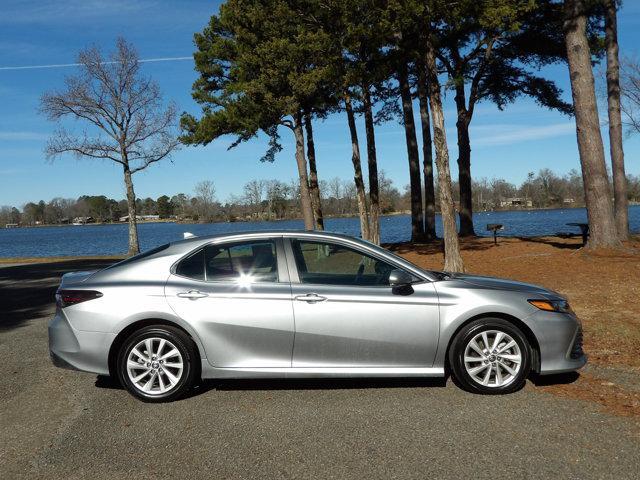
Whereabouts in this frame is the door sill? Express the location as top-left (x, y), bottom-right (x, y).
top-left (202, 364), bottom-right (444, 379)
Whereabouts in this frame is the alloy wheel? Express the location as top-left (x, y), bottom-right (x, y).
top-left (126, 337), bottom-right (184, 395)
top-left (463, 330), bottom-right (522, 388)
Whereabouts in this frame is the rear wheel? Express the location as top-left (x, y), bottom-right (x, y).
top-left (449, 318), bottom-right (531, 394)
top-left (117, 325), bottom-right (196, 402)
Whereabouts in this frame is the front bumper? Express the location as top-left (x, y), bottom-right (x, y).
top-left (531, 310), bottom-right (587, 375)
top-left (48, 309), bottom-right (115, 375)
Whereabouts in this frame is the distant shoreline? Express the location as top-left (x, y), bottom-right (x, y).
top-left (3, 204), bottom-right (612, 229)
top-left (4, 233), bottom-right (639, 264)
top-left (0, 255), bottom-right (124, 266)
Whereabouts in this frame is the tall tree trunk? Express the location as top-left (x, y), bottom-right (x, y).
top-left (292, 111), bottom-right (315, 230)
top-left (417, 64), bottom-right (437, 240)
top-left (604, 0), bottom-right (629, 241)
top-left (345, 94), bottom-right (371, 241)
top-left (563, 0), bottom-right (620, 249)
top-left (398, 61), bottom-right (426, 243)
top-left (362, 87), bottom-right (381, 244)
top-left (454, 85), bottom-right (476, 237)
top-left (123, 165), bottom-right (140, 256)
top-left (304, 112), bottom-right (324, 230)
top-left (425, 39), bottom-right (465, 272)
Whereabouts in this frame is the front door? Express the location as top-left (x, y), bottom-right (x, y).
top-left (287, 238), bottom-right (439, 368)
top-left (165, 238), bottom-right (294, 368)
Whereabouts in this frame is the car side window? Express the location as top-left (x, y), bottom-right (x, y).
top-left (175, 248), bottom-right (205, 280)
top-left (205, 240), bottom-right (278, 282)
top-left (175, 240), bottom-right (279, 283)
top-left (291, 239), bottom-right (397, 286)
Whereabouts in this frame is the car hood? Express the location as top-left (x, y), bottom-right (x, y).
top-left (445, 272), bottom-right (560, 297)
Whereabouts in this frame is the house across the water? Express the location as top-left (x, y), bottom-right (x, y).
top-left (499, 197), bottom-right (533, 208)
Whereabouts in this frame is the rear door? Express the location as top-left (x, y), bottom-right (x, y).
top-left (286, 238), bottom-right (440, 368)
top-left (165, 237), bottom-right (294, 368)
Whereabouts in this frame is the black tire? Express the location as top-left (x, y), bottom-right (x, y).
top-left (117, 325), bottom-right (197, 402)
top-left (449, 318), bottom-right (531, 395)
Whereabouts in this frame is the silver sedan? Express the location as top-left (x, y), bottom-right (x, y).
top-left (49, 231), bottom-right (586, 402)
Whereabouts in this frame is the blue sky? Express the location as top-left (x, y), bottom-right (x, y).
top-left (1, 0), bottom-right (640, 207)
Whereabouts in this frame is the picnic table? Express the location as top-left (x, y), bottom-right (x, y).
top-left (566, 222), bottom-right (589, 246)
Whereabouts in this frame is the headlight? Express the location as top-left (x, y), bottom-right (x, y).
top-left (528, 299), bottom-right (573, 314)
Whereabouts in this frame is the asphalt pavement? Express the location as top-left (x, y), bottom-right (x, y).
top-left (1, 260), bottom-right (638, 479)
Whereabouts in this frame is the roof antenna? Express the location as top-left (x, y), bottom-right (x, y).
top-left (183, 232), bottom-right (196, 239)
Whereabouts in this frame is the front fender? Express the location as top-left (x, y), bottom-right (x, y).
top-left (432, 282), bottom-right (538, 368)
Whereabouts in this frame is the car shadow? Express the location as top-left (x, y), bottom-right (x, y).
top-left (205, 376), bottom-right (448, 392)
top-left (529, 371), bottom-right (580, 386)
top-left (0, 258), bottom-right (119, 332)
top-left (384, 238), bottom-right (495, 256)
top-left (94, 375), bottom-right (448, 398)
top-left (516, 236), bottom-right (583, 250)
top-left (95, 372), bottom-right (582, 399)
top-left (95, 375), bottom-right (123, 390)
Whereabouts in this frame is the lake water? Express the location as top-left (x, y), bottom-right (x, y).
top-left (1, 205), bottom-right (639, 258)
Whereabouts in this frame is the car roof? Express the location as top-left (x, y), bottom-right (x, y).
top-left (170, 229), bottom-right (365, 248)
top-left (99, 229), bottom-right (435, 282)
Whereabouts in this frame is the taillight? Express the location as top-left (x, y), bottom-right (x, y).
top-left (56, 290), bottom-right (103, 308)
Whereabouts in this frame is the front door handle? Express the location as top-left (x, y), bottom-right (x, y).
top-left (294, 293), bottom-right (327, 303)
top-left (177, 290), bottom-right (208, 300)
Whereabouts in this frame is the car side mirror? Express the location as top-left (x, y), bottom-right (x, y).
top-left (389, 269), bottom-right (414, 289)
top-left (389, 269), bottom-right (415, 295)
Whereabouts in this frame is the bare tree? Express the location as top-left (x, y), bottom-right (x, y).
top-left (40, 38), bottom-right (179, 256)
top-left (425, 36), bottom-right (465, 272)
top-left (344, 95), bottom-right (371, 241)
top-left (291, 111), bottom-right (315, 230)
top-left (603, 0), bottom-right (628, 240)
top-left (417, 63), bottom-right (437, 240)
top-left (304, 112), bottom-right (324, 230)
top-left (398, 59), bottom-right (426, 244)
top-left (243, 180), bottom-right (265, 218)
top-left (194, 180), bottom-right (217, 223)
top-left (620, 58), bottom-right (640, 133)
top-left (265, 180), bottom-right (289, 219)
top-left (362, 88), bottom-right (382, 245)
top-left (563, 0), bottom-right (620, 249)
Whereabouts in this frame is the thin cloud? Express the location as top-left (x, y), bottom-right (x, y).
top-left (0, 131), bottom-right (49, 141)
top-left (0, 0), bottom-right (214, 27)
top-left (473, 123), bottom-right (576, 147)
top-left (0, 0), bottom-right (148, 25)
top-left (0, 56), bottom-right (193, 71)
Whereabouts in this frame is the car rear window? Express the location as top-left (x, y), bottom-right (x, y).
top-left (104, 243), bottom-right (170, 270)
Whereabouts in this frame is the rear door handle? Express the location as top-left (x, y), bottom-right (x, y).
top-left (294, 293), bottom-right (327, 303)
top-left (177, 290), bottom-right (208, 300)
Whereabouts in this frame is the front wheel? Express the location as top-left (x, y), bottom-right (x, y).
top-left (117, 325), bottom-right (197, 402)
top-left (449, 318), bottom-right (531, 394)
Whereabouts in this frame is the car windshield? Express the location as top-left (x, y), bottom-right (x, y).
top-left (353, 237), bottom-right (453, 280)
top-left (348, 237), bottom-right (434, 277)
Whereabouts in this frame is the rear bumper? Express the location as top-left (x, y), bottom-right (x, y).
top-left (48, 310), bottom-right (114, 375)
top-left (532, 311), bottom-right (587, 375)
top-left (49, 350), bottom-right (78, 371)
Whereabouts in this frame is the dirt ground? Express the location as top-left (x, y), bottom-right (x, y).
top-left (388, 235), bottom-right (640, 419)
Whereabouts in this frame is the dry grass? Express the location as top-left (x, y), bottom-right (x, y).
top-left (537, 372), bottom-right (640, 419)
